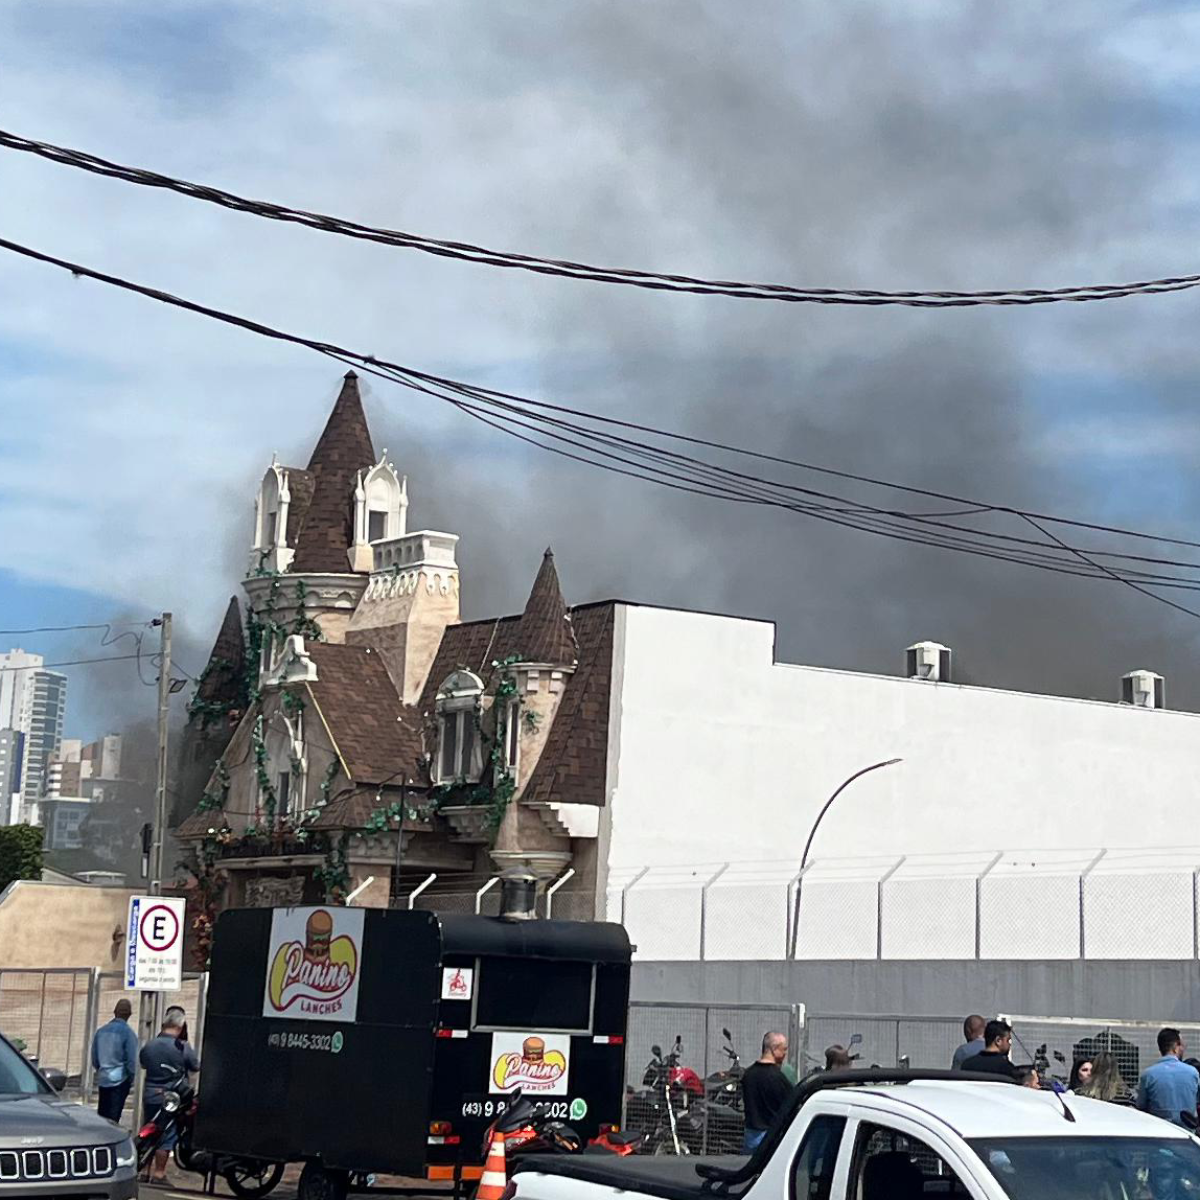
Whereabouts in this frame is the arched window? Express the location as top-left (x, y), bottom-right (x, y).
top-left (435, 671), bottom-right (484, 783)
top-left (256, 466), bottom-right (283, 549)
top-left (362, 458), bottom-right (405, 543)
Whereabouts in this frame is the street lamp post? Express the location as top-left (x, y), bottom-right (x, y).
top-left (788, 757), bottom-right (902, 960)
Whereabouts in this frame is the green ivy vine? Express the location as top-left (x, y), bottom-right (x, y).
top-left (196, 757), bottom-right (231, 815)
top-left (313, 832), bottom-right (351, 903)
top-left (252, 714), bottom-right (278, 828)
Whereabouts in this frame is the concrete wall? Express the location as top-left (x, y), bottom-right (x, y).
top-left (632, 959), bottom-right (1200, 1023)
top-left (606, 604), bottom-right (1200, 875)
top-left (0, 881), bottom-right (137, 970)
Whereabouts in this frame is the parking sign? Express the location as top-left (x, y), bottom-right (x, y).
top-left (125, 896), bottom-right (186, 991)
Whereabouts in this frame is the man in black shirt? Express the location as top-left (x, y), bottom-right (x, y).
top-left (961, 1019), bottom-right (1019, 1079)
top-left (741, 1032), bottom-right (792, 1153)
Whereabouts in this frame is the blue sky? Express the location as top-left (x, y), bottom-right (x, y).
top-left (4, 0), bottom-right (1200, 728)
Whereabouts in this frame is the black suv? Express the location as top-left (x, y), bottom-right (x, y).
top-left (0, 1033), bottom-right (136, 1198)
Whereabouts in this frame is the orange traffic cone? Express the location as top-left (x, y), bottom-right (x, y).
top-left (477, 1130), bottom-right (508, 1200)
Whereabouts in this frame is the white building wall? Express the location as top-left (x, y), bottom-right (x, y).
top-left (604, 605), bottom-right (1200, 958)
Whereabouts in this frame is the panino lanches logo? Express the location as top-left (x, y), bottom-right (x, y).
top-left (266, 910), bottom-right (358, 1015)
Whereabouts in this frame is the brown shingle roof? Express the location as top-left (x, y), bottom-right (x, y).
top-left (516, 549), bottom-right (578, 665)
top-left (306, 642), bottom-right (425, 789)
top-left (290, 373), bottom-right (376, 574)
top-left (418, 615), bottom-right (524, 713)
top-left (418, 601), bottom-right (615, 809)
top-left (194, 596), bottom-right (246, 708)
top-left (283, 468), bottom-right (315, 546)
top-left (522, 602), bottom-right (614, 807)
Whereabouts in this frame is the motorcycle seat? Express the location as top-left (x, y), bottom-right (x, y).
top-left (605, 1132), bottom-right (643, 1147)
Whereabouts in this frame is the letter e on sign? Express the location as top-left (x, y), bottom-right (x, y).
top-left (125, 896), bottom-right (186, 991)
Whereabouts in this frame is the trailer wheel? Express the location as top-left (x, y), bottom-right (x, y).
top-left (298, 1161), bottom-right (349, 1200)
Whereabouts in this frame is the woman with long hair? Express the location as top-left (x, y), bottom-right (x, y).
top-left (1067, 1057), bottom-right (1094, 1092)
top-left (1077, 1052), bottom-right (1128, 1102)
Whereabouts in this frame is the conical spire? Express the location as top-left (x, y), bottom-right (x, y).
top-left (291, 372), bottom-right (377, 573)
top-left (516, 548), bottom-right (577, 665)
top-left (194, 596), bottom-right (247, 707)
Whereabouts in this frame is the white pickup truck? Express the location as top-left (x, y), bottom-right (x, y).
top-left (511, 1069), bottom-right (1200, 1200)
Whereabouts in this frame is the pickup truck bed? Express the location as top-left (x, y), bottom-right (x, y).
top-left (514, 1154), bottom-right (744, 1200)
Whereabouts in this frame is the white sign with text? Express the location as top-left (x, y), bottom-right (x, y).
top-left (124, 896), bottom-right (186, 991)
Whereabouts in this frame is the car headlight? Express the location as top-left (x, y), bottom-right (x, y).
top-left (114, 1138), bottom-right (136, 1168)
top-left (162, 1091), bottom-right (181, 1114)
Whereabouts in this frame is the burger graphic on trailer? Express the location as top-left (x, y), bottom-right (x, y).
top-left (263, 907), bottom-right (365, 1021)
top-left (490, 1032), bottom-right (571, 1095)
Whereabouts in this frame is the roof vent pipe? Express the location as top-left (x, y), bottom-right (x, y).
top-left (1121, 670), bottom-right (1165, 710)
top-left (906, 641), bottom-right (952, 682)
top-left (497, 868), bottom-right (538, 921)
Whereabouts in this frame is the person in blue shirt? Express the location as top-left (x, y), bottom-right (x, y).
top-left (1136, 1027), bottom-right (1200, 1127)
top-left (90, 998), bottom-right (138, 1122)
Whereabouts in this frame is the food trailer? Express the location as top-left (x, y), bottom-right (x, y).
top-left (195, 898), bottom-right (632, 1200)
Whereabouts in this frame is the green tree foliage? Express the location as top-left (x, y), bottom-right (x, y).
top-left (0, 825), bottom-right (44, 891)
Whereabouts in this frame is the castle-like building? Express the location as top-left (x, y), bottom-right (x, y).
top-left (176, 373), bottom-right (609, 913)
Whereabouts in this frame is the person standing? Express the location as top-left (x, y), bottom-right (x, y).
top-left (1136, 1028), bottom-right (1200, 1126)
top-left (139, 1011), bottom-right (201, 1184)
top-left (90, 999), bottom-right (138, 1122)
top-left (961, 1019), bottom-right (1018, 1078)
top-left (952, 1015), bottom-right (986, 1070)
top-left (741, 1032), bottom-right (791, 1153)
top-left (824, 1045), bottom-right (853, 1072)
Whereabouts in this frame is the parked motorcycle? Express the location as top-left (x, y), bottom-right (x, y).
top-left (704, 1028), bottom-right (745, 1109)
top-left (137, 1077), bottom-right (283, 1198)
top-left (626, 1037), bottom-right (743, 1156)
top-left (483, 1089), bottom-right (644, 1159)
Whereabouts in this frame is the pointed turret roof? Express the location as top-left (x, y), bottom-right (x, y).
top-left (515, 548), bottom-right (578, 665)
top-left (290, 372), bottom-right (377, 573)
top-left (194, 596), bottom-right (247, 708)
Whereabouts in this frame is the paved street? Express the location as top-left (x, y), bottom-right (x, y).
top-left (138, 1179), bottom-right (298, 1199)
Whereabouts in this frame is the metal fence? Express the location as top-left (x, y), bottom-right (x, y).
top-left (0, 968), bottom-right (206, 1101)
top-left (398, 881), bottom-right (597, 922)
top-left (623, 1003), bottom-right (1200, 1153)
top-left (799, 1011), bottom-right (1200, 1091)
top-left (608, 849), bottom-right (1200, 959)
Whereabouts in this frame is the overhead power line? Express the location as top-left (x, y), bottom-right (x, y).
top-left (7, 232), bottom-right (1200, 621)
top-left (0, 619), bottom-right (153, 635)
top-left (2, 127), bottom-right (1198, 309)
top-left (0, 653), bottom-right (143, 673)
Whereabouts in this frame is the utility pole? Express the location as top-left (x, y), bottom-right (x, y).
top-left (133, 612), bottom-right (172, 1130)
top-left (150, 611), bottom-right (172, 899)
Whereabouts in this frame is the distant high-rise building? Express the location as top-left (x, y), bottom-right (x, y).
top-left (0, 648), bottom-right (41, 730)
top-left (0, 650), bottom-right (46, 825)
top-left (0, 728), bottom-right (25, 825)
top-left (20, 670), bottom-right (68, 824)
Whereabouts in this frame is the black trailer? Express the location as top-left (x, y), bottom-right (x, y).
top-left (196, 902), bottom-right (632, 1200)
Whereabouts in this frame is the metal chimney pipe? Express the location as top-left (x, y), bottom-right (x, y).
top-left (498, 868), bottom-right (538, 920)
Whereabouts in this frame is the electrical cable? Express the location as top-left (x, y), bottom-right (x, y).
top-left (0, 620), bottom-right (153, 635)
top-left (2, 126), bottom-right (1198, 308)
top-left (0, 653), bottom-right (144, 672)
top-left (6, 234), bottom-right (1200, 616)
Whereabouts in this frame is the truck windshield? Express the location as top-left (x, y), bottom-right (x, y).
top-left (970, 1135), bottom-right (1200, 1200)
top-left (0, 1039), bottom-right (49, 1096)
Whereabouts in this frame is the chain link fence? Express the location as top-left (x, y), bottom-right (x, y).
top-left (799, 1012), bottom-right (1200, 1090)
top-left (0, 968), bottom-right (206, 1103)
top-left (612, 850), bottom-right (1200, 959)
